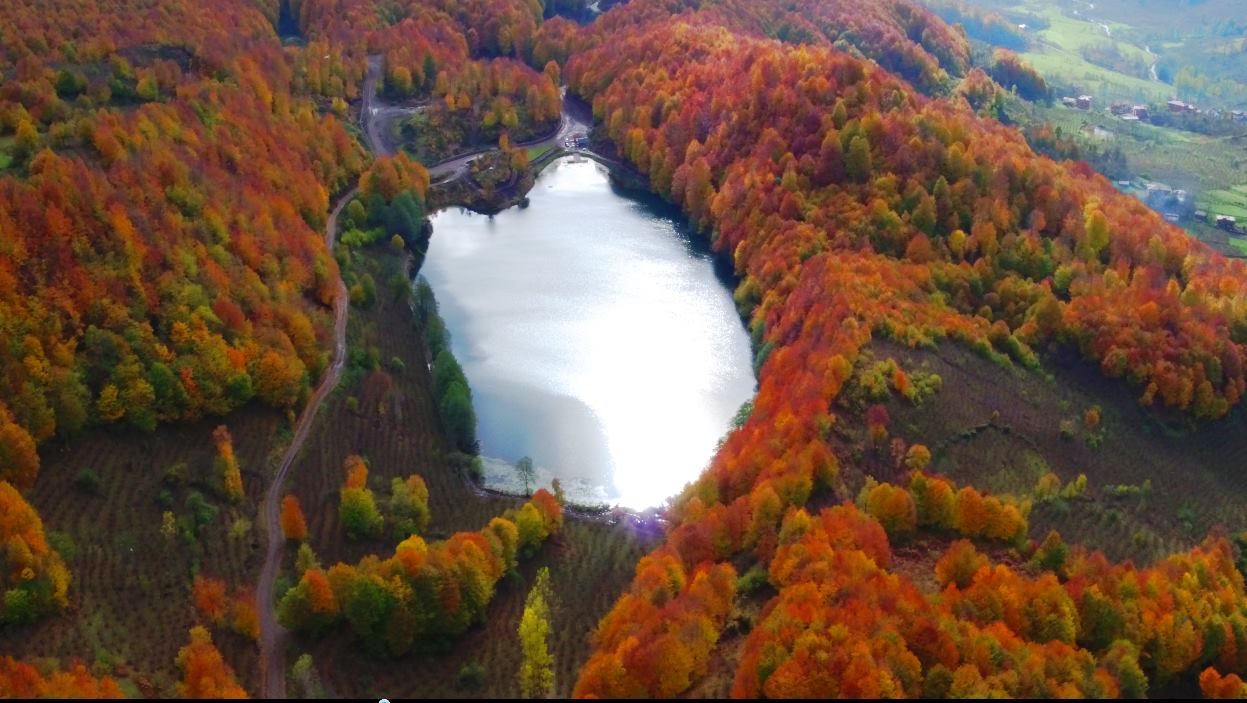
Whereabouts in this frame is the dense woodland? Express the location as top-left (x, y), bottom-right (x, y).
top-left (552, 0), bottom-right (1247, 697)
top-left (4, 0), bottom-right (1247, 698)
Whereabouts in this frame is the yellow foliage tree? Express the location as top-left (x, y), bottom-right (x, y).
top-left (518, 567), bottom-right (555, 698)
top-left (213, 426), bottom-right (243, 503)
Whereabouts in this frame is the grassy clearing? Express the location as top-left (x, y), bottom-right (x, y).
top-left (0, 405), bottom-right (287, 695)
top-left (526, 145), bottom-right (552, 162)
top-left (979, 1), bottom-right (1167, 103)
top-left (1022, 50), bottom-right (1169, 103)
top-left (1033, 7), bottom-right (1150, 63)
top-left (871, 339), bottom-right (1247, 566)
top-left (283, 244), bottom-right (653, 698)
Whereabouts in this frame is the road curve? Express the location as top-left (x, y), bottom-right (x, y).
top-left (257, 188), bottom-right (352, 699)
top-left (363, 54), bottom-right (592, 180)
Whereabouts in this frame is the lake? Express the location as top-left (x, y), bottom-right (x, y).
top-left (421, 158), bottom-right (756, 510)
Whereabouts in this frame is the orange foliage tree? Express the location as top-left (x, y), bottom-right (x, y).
top-left (174, 626), bottom-right (248, 698)
top-left (281, 495), bottom-right (309, 542)
top-left (213, 426), bottom-right (244, 504)
top-left (0, 481), bottom-right (70, 625)
top-left (562, 0), bottom-right (1247, 695)
top-left (0, 657), bottom-right (124, 698)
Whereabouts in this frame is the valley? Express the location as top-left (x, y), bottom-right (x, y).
top-left (3, 0), bottom-right (1247, 700)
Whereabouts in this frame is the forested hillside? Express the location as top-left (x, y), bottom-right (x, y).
top-left (0, 0), bottom-right (365, 486)
top-left (548, 0), bottom-right (1247, 697)
top-left (4, 0), bottom-right (1247, 698)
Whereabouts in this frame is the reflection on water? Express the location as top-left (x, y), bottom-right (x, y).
top-left (422, 159), bottom-right (756, 509)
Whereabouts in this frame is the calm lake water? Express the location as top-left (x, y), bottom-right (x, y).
top-left (421, 158), bottom-right (756, 509)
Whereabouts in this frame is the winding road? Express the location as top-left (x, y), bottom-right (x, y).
top-left (362, 56), bottom-right (591, 175)
top-left (257, 186), bottom-right (352, 698)
top-left (256, 55), bottom-right (591, 698)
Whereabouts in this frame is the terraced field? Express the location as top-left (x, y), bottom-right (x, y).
top-left (1203, 183), bottom-right (1247, 220)
top-left (869, 339), bottom-right (1247, 566)
top-left (0, 405), bottom-right (286, 694)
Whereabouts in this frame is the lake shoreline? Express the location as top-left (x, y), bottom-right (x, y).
top-left (417, 157), bottom-right (758, 511)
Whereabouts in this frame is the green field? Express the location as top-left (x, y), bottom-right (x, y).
top-left (1202, 183), bottom-right (1247, 220)
top-left (1009, 89), bottom-right (1246, 195)
top-left (525, 144), bottom-right (553, 162)
top-left (1014, 3), bottom-right (1170, 103)
top-left (962, 0), bottom-right (1247, 106)
top-left (1022, 51), bottom-right (1168, 102)
top-left (1032, 7), bottom-right (1149, 61)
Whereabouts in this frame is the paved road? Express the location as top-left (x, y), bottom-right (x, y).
top-left (362, 55), bottom-right (593, 181)
top-left (362, 55), bottom-right (426, 157)
top-left (257, 187), bottom-right (352, 699)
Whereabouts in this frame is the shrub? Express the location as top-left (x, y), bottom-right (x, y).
top-left (459, 662), bottom-right (485, 689)
top-left (340, 487), bottom-right (383, 540)
top-left (736, 568), bottom-right (770, 595)
top-left (185, 492), bottom-right (218, 530)
top-left (163, 462), bottom-right (188, 487)
top-left (74, 469), bottom-right (101, 495)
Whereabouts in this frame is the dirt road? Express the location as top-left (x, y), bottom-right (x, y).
top-left (256, 186), bottom-right (352, 698)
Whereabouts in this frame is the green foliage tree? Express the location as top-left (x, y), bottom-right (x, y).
top-left (291, 653), bottom-right (326, 699)
top-left (390, 474), bottom-right (430, 539)
top-left (384, 190), bottom-right (425, 240)
top-left (55, 68), bottom-right (86, 98)
top-left (516, 456), bottom-right (535, 496)
top-left (846, 135), bottom-right (873, 182)
top-left (440, 382), bottom-right (478, 453)
top-left (432, 349), bottom-right (477, 452)
top-left (295, 542), bottom-right (320, 575)
top-left (340, 487), bottom-right (383, 540)
top-left (136, 74), bottom-right (159, 101)
top-left (342, 576), bottom-right (396, 650)
top-left (345, 199), bottom-right (366, 229)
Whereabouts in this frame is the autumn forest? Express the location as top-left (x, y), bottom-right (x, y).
top-left (4, 0), bottom-right (1247, 699)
